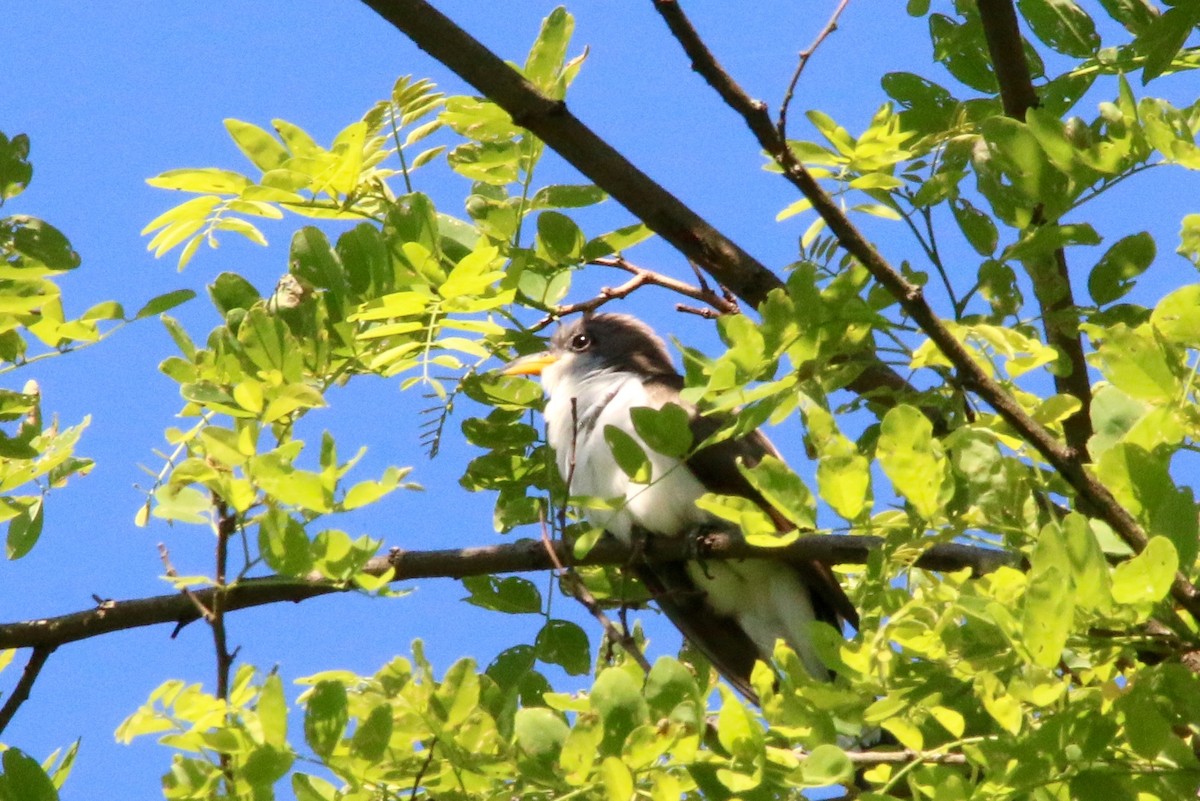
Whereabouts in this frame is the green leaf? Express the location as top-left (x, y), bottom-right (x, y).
top-left (881, 72), bottom-right (958, 136)
top-left (582, 222), bottom-right (654, 260)
top-left (147, 167), bottom-right (252, 194)
top-left (952, 197), bottom-right (998, 256)
top-left (0, 748), bottom-right (59, 801)
top-left (591, 667), bottom-right (648, 755)
top-left (928, 13), bottom-right (998, 93)
top-left (258, 512), bottom-right (314, 577)
top-left (529, 184), bottom-right (605, 209)
top-left (737, 454), bottom-right (816, 529)
top-left (6, 496), bottom-right (44, 560)
top-left (350, 704), bottom-right (392, 762)
top-left (715, 688), bottom-right (764, 761)
top-left (1022, 522), bottom-right (1075, 668)
top-left (461, 574), bottom-right (542, 614)
top-left (534, 619), bottom-right (591, 676)
top-left (1063, 513), bottom-right (1114, 613)
top-left (876, 404), bottom-right (948, 519)
top-left (1137, 3), bottom-right (1200, 83)
top-left (524, 7), bottom-right (574, 91)
top-left (629, 404), bottom-right (693, 459)
top-left (514, 707), bottom-right (570, 762)
top-left (303, 681), bottom-right (348, 759)
top-left (292, 774), bottom-right (338, 801)
top-left (536, 211), bottom-right (584, 265)
top-left (1150, 283), bottom-right (1200, 345)
top-left (4, 215), bottom-right (80, 271)
top-left (209, 273), bottom-right (261, 316)
top-left (224, 118), bottom-right (289, 172)
top-left (802, 744), bottom-right (854, 786)
top-left (603, 425), bottom-right (652, 484)
top-left (0, 132), bottom-right (32, 201)
top-left (816, 437), bottom-right (871, 521)
top-left (1111, 536), bottom-right (1177, 607)
top-left (257, 673), bottom-right (288, 749)
top-left (1093, 323), bottom-right (1180, 401)
top-left (1018, 0), bottom-right (1099, 57)
top-left (1089, 232), bottom-right (1155, 305)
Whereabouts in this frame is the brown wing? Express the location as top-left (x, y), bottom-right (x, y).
top-left (632, 561), bottom-right (761, 704)
top-left (644, 375), bottom-right (860, 630)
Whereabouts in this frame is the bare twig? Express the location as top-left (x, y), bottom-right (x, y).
top-left (538, 512), bottom-right (652, 673)
top-left (0, 645), bottom-right (55, 735)
top-left (532, 256), bottom-right (740, 329)
top-left (805, 747), bottom-right (967, 766)
top-left (411, 736), bottom-right (438, 800)
top-left (211, 498), bottom-right (237, 792)
top-left (158, 542), bottom-right (213, 627)
top-left (647, 0), bottom-right (1200, 619)
top-left (777, 0), bottom-right (852, 138)
top-left (0, 533), bottom-right (1014, 652)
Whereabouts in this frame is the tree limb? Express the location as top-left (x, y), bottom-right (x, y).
top-left (975, 0), bottom-right (1094, 458)
top-left (0, 533), bottom-right (1014, 651)
top-left (646, 0), bottom-right (1200, 618)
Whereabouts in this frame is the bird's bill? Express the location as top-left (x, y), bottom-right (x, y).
top-left (502, 351), bottom-right (559, 376)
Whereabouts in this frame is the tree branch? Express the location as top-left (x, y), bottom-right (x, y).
top-left (0, 533), bottom-right (1014, 651)
top-left (646, 0), bottom-right (1200, 618)
top-left (0, 645), bottom-right (55, 736)
top-left (777, 0), bottom-right (852, 138)
top-left (975, 0), bottom-right (1093, 457)
top-left (356, 0), bottom-right (934, 427)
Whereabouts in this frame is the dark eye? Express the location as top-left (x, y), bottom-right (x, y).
top-left (569, 332), bottom-right (591, 352)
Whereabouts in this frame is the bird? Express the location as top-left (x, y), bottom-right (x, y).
top-left (504, 312), bottom-right (858, 702)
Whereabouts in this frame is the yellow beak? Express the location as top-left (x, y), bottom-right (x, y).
top-left (502, 351), bottom-right (559, 377)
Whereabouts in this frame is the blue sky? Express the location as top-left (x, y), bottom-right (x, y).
top-left (5, 2), bottom-right (1199, 798)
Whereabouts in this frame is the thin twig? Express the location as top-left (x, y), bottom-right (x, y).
top-left (211, 497), bottom-right (237, 792)
top-left (158, 542), bottom-right (213, 626)
top-left (534, 256), bottom-right (740, 330)
top-left (411, 736), bottom-right (438, 800)
top-left (803, 747), bottom-right (967, 766)
top-left (777, 0), bottom-right (852, 138)
top-left (538, 511), bottom-right (652, 673)
top-left (0, 645), bottom-right (55, 735)
top-left (647, 0), bottom-right (1200, 619)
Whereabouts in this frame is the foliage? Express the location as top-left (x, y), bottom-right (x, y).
top-left (6, 1), bottom-right (1200, 800)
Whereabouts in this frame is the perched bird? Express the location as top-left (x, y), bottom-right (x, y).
top-left (505, 312), bottom-right (857, 701)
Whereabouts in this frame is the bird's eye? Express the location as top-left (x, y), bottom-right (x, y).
top-left (569, 332), bottom-right (591, 351)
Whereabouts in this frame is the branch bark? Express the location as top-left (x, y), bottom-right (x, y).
top-left (0, 645), bottom-right (55, 735)
top-left (975, 0), bottom-right (1094, 458)
top-left (356, 0), bottom-right (935, 429)
top-left (0, 533), bottom-right (1014, 651)
top-left (646, 0), bottom-right (1200, 619)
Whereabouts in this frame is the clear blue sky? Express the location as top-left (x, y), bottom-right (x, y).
top-left (4, 2), bottom-right (1197, 798)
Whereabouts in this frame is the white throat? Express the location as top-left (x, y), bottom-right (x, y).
top-left (542, 360), bottom-right (709, 541)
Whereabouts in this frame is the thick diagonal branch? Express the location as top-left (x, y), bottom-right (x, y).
top-left (0, 533), bottom-right (1013, 651)
top-left (976, 0), bottom-right (1093, 457)
top-left (355, 0), bottom-right (931, 427)
top-left (648, 0), bottom-right (1200, 618)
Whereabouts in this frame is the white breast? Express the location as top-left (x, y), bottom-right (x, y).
top-left (542, 366), bottom-right (709, 541)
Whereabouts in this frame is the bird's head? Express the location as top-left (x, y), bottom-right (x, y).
top-left (503, 313), bottom-right (677, 392)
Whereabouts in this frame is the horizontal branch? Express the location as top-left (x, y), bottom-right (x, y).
top-left (0, 533), bottom-right (1014, 651)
